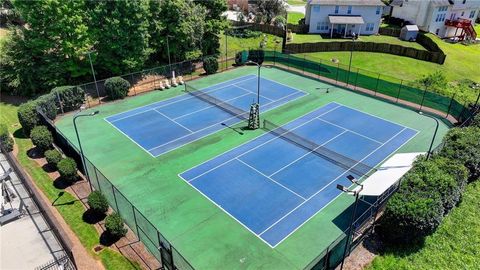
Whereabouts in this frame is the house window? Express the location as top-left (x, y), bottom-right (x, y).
top-left (313, 5), bottom-right (320, 13)
top-left (334, 6), bottom-right (339, 14)
top-left (316, 21), bottom-right (329, 31)
top-left (435, 13), bottom-right (446, 22)
top-left (376, 6), bottom-right (381, 15)
top-left (438, 6), bottom-right (448, 12)
top-left (347, 6), bottom-right (352, 14)
top-left (435, 28), bottom-right (440, 35)
top-left (450, 13), bottom-right (456, 20)
top-left (470, 10), bottom-right (476, 18)
top-left (463, 0), bottom-right (466, 4)
top-left (461, 11), bottom-right (465, 17)
top-left (366, 23), bottom-right (375, 31)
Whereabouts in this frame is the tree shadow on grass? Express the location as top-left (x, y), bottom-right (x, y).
top-left (27, 147), bottom-right (44, 159)
top-left (82, 208), bottom-right (106, 224)
top-left (100, 231), bottom-right (121, 247)
top-left (13, 128), bottom-right (28, 139)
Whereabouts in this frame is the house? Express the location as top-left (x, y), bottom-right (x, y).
top-left (305, 0), bottom-right (385, 37)
top-left (391, 0), bottom-right (479, 40)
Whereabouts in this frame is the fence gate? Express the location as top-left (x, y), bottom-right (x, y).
top-left (159, 240), bottom-right (174, 270)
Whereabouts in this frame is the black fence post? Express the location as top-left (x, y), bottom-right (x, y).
top-left (374, 73), bottom-right (380, 96)
top-left (302, 54), bottom-right (306, 74)
top-left (419, 86), bottom-right (428, 111)
top-left (353, 68), bottom-right (359, 90)
top-left (335, 63), bottom-right (340, 84)
top-left (446, 93), bottom-right (456, 118)
top-left (132, 205), bottom-right (139, 236)
top-left (287, 53), bottom-right (290, 70)
top-left (317, 59), bottom-right (321, 79)
top-left (111, 185), bottom-right (119, 214)
top-left (130, 74), bottom-right (136, 95)
top-left (396, 80), bottom-right (403, 103)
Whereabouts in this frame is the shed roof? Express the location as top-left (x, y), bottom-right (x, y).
top-left (403, 24), bottom-right (419, 31)
top-left (328, 15), bottom-right (365, 24)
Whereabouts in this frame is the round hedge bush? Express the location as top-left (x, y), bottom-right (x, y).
top-left (0, 123), bottom-right (9, 142)
top-left (44, 149), bottom-right (62, 169)
top-left (87, 191), bottom-right (109, 213)
top-left (203, 56), bottom-right (219, 75)
top-left (1, 137), bottom-right (14, 152)
top-left (30, 126), bottom-right (53, 153)
top-left (105, 213), bottom-right (127, 237)
top-left (104, 77), bottom-right (130, 100)
top-left (57, 157), bottom-right (77, 182)
top-left (18, 101), bottom-right (39, 136)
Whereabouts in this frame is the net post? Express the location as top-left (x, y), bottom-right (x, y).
top-left (396, 80), bottom-right (403, 103)
top-left (374, 73), bottom-right (380, 96)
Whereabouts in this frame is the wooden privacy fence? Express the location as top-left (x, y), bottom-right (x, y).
top-left (284, 40), bottom-right (446, 64)
top-left (378, 27), bottom-right (401, 37)
top-left (287, 23), bottom-right (309, 34)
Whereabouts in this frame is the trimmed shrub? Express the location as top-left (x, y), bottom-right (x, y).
top-left (51, 86), bottom-right (85, 112)
top-left (30, 126), bottom-right (53, 153)
top-left (248, 50), bottom-right (265, 65)
top-left (0, 123), bottom-right (8, 142)
top-left (44, 149), bottom-right (62, 169)
top-left (2, 137), bottom-right (14, 152)
top-left (105, 213), bottom-right (127, 237)
top-left (440, 127), bottom-right (480, 181)
top-left (57, 157), bottom-right (78, 182)
top-left (203, 57), bottom-right (219, 75)
top-left (18, 101), bottom-right (39, 136)
top-left (87, 191), bottom-right (109, 213)
top-left (377, 190), bottom-right (444, 245)
top-left (104, 77), bottom-right (130, 100)
top-left (471, 113), bottom-right (480, 128)
top-left (36, 93), bottom-right (57, 120)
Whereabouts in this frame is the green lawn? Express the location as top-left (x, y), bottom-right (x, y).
top-left (300, 34), bottom-right (480, 83)
top-left (289, 33), bottom-right (426, 50)
top-left (287, 12), bottom-right (304, 25)
top-left (368, 180), bottom-right (480, 269)
top-left (287, 0), bottom-right (307, 5)
top-left (0, 102), bottom-right (140, 270)
top-left (219, 31), bottom-right (281, 58)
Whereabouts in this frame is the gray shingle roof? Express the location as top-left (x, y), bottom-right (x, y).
top-left (309, 0), bottom-right (385, 6)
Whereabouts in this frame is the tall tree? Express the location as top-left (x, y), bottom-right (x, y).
top-left (194, 0), bottom-right (228, 56)
top-left (1, 0), bottom-right (91, 95)
top-left (160, 0), bottom-right (206, 62)
top-left (256, 0), bottom-right (286, 24)
top-left (88, 0), bottom-right (151, 76)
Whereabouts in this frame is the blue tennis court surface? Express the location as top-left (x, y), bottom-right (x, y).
top-left (105, 75), bottom-right (306, 157)
top-left (180, 102), bottom-right (418, 247)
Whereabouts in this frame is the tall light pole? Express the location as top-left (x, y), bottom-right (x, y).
top-left (85, 50), bottom-right (101, 103)
top-left (337, 175), bottom-right (364, 270)
top-left (346, 33), bottom-right (358, 86)
top-left (73, 110), bottom-right (99, 191)
top-left (418, 112), bottom-right (439, 160)
top-left (166, 35), bottom-right (172, 74)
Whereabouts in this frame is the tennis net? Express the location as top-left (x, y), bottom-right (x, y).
top-left (263, 119), bottom-right (375, 176)
top-left (185, 83), bottom-right (249, 120)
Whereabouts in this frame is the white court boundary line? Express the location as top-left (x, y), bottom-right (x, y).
top-left (231, 84), bottom-right (274, 102)
top-left (315, 118), bottom-right (383, 144)
top-left (269, 127), bottom-right (419, 248)
top-left (146, 90), bottom-right (308, 155)
top-left (153, 109), bottom-right (194, 133)
top-left (262, 127), bottom-right (408, 247)
top-left (235, 158), bottom-right (307, 200)
top-left (106, 74), bottom-right (257, 122)
top-left (179, 103), bottom-right (419, 248)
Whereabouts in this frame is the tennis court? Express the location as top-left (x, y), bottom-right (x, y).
top-left (105, 74), bottom-right (306, 157)
top-left (180, 102), bottom-right (418, 247)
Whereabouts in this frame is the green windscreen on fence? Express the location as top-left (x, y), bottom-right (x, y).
top-left (263, 51), bottom-right (473, 122)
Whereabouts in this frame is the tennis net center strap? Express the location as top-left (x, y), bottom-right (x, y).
top-left (263, 119), bottom-right (375, 176)
top-left (185, 83), bottom-right (249, 120)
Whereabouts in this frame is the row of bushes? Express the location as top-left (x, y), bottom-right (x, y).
top-left (18, 86), bottom-right (85, 136)
top-left (378, 114), bottom-right (480, 245)
top-left (87, 191), bottom-right (127, 238)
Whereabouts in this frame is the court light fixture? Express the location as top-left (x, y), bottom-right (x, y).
top-left (346, 175), bottom-right (358, 184)
top-left (336, 184), bottom-right (350, 193)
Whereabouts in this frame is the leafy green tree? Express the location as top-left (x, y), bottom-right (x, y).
top-left (57, 157), bottom-right (78, 183)
top-left (256, 0), bottom-right (286, 24)
top-left (160, 0), bottom-right (206, 61)
top-left (89, 0), bottom-right (151, 76)
top-left (1, 0), bottom-right (91, 95)
top-left (87, 191), bottom-right (109, 213)
top-left (105, 213), bottom-right (127, 237)
top-left (195, 0), bottom-right (228, 56)
top-left (45, 149), bottom-right (63, 170)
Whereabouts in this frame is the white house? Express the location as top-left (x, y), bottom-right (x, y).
top-left (391, 0), bottom-right (479, 40)
top-left (305, 0), bottom-right (385, 37)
